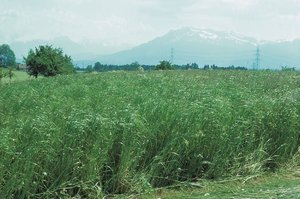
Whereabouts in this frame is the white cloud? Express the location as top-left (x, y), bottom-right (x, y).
top-left (221, 0), bottom-right (258, 8)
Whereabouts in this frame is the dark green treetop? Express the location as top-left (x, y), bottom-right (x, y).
top-left (0, 44), bottom-right (16, 68)
top-left (24, 45), bottom-right (74, 78)
top-left (93, 62), bottom-right (102, 71)
top-left (155, 60), bottom-right (173, 70)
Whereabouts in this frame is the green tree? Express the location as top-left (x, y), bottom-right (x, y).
top-left (130, 61), bottom-right (141, 71)
top-left (191, 62), bottom-right (199, 69)
top-left (0, 44), bottom-right (16, 68)
top-left (203, 65), bottom-right (210, 70)
top-left (24, 45), bottom-right (74, 78)
top-left (155, 60), bottom-right (173, 70)
top-left (85, 65), bottom-right (93, 73)
top-left (93, 62), bottom-right (102, 71)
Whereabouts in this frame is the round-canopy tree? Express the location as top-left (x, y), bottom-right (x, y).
top-left (93, 61), bottom-right (103, 72)
top-left (155, 60), bottom-right (173, 70)
top-left (0, 44), bottom-right (16, 68)
top-left (24, 45), bottom-right (74, 78)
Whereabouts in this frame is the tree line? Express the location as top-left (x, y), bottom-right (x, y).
top-left (1, 43), bottom-right (252, 81)
top-left (79, 61), bottom-right (248, 73)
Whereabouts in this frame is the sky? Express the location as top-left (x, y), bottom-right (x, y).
top-left (1, 0), bottom-right (300, 50)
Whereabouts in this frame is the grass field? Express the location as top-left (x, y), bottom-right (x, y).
top-left (0, 68), bottom-right (31, 83)
top-left (0, 70), bottom-right (300, 198)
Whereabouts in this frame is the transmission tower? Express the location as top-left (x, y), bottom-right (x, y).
top-left (170, 48), bottom-right (174, 64)
top-left (253, 46), bottom-right (260, 70)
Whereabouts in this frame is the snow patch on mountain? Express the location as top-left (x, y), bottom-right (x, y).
top-left (182, 27), bottom-right (257, 45)
top-left (187, 27), bottom-right (219, 40)
top-left (198, 30), bottom-right (219, 40)
top-left (225, 35), bottom-right (256, 45)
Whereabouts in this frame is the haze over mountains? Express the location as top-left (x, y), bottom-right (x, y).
top-left (10, 27), bottom-right (300, 70)
top-left (10, 37), bottom-right (131, 62)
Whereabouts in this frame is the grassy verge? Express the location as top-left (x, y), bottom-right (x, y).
top-left (0, 70), bottom-right (300, 198)
top-left (138, 168), bottom-right (300, 199)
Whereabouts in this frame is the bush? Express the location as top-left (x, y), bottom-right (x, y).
top-left (24, 45), bottom-right (74, 77)
top-left (137, 66), bottom-right (145, 72)
top-left (155, 60), bottom-right (173, 70)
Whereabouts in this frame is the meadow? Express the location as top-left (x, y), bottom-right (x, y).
top-left (0, 70), bottom-right (300, 198)
top-left (0, 68), bottom-right (32, 83)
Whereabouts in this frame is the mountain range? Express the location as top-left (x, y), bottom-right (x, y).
top-left (9, 27), bottom-right (300, 70)
top-left (98, 27), bottom-right (300, 69)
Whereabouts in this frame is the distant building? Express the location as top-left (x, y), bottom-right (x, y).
top-left (17, 64), bottom-right (27, 71)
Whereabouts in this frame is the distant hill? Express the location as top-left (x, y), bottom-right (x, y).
top-left (98, 27), bottom-right (300, 70)
top-left (260, 40), bottom-right (300, 69)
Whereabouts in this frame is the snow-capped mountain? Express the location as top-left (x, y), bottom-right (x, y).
top-left (168, 27), bottom-right (257, 45)
top-left (98, 27), bottom-right (300, 69)
top-left (10, 27), bottom-right (300, 69)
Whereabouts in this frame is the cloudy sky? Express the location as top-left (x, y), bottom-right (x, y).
top-left (1, 0), bottom-right (300, 49)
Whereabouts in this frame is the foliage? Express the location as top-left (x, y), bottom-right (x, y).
top-left (0, 70), bottom-right (300, 198)
top-left (0, 68), bottom-right (30, 83)
top-left (155, 60), bottom-right (173, 70)
top-left (0, 67), bottom-right (5, 81)
top-left (6, 66), bottom-right (14, 80)
top-left (1, 69), bottom-right (30, 83)
top-left (76, 62), bottom-right (249, 72)
top-left (185, 62), bottom-right (199, 69)
top-left (85, 65), bottom-right (93, 73)
top-left (93, 62), bottom-right (103, 71)
top-left (0, 44), bottom-right (16, 68)
top-left (0, 67), bottom-right (15, 82)
top-left (204, 64), bottom-right (210, 70)
top-left (137, 65), bottom-right (145, 72)
top-left (24, 45), bottom-right (74, 78)
top-left (203, 64), bottom-right (247, 70)
top-left (281, 66), bottom-right (296, 71)
top-left (85, 61), bottom-right (145, 72)
top-left (130, 61), bottom-right (141, 70)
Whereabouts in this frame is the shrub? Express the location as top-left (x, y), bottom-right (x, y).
top-left (24, 45), bottom-right (74, 78)
top-left (155, 60), bottom-right (173, 70)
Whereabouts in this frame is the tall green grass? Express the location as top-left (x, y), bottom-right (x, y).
top-left (0, 70), bottom-right (300, 198)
